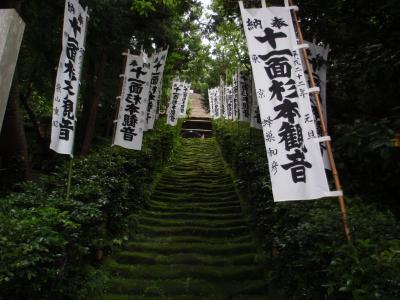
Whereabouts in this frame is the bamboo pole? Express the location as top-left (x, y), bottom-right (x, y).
top-left (288, 0), bottom-right (351, 242)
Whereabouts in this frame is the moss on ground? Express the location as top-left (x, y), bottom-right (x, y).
top-left (97, 138), bottom-right (269, 299)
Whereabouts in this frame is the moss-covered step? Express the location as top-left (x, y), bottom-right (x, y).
top-left (99, 138), bottom-right (267, 299)
top-left (105, 278), bottom-right (268, 297)
top-left (146, 199), bottom-right (241, 210)
top-left (106, 259), bottom-right (263, 280)
top-left (134, 234), bottom-right (254, 244)
top-left (113, 252), bottom-right (257, 266)
top-left (143, 204), bottom-right (242, 214)
top-left (140, 210), bottom-right (244, 221)
top-left (125, 241), bottom-right (256, 255)
top-left (137, 224), bottom-right (250, 238)
top-left (137, 216), bottom-right (247, 228)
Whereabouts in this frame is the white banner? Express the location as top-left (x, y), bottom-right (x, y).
top-left (250, 78), bottom-right (262, 129)
top-left (179, 83), bottom-right (191, 117)
top-left (219, 78), bottom-right (227, 118)
top-left (208, 88), bottom-right (214, 117)
top-left (240, 3), bottom-right (330, 201)
top-left (166, 81), bottom-right (184, 126)
top-left (232, 72), bottom-right (239, 121)
top-left (239, 72), bottom-right (251, 122)
top-left (304, 40), bottom-right (331, 170)
top-left (211, 88), bottom-right (220, 119)
top-left (50, 0), bottom-right (88, 156)
top-left (113, 52), bottom-right (151, 150)
top-left (225, 86), bottom-right (234, 120)
top-left (156, 81), bottom-right (163, 120)
top-left (146, 49), bottom-right (168, 130)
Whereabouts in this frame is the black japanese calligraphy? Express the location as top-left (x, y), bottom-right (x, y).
top-left (255, 28), bottom-right (287, 49)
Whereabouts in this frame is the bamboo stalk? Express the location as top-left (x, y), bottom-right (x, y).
top-left (288, 0), bottom-right (352, 242)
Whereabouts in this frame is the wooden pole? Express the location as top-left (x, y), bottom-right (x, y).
top-left (288, 0), bottom-right (351, 242)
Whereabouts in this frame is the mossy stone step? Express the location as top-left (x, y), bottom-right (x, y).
top-left (138, 216), bottom-right (246, 229)
top-left (157, 178), bottom-right (233, 186)
top-left (151, 191), bottom-right (238, 201)
top-left (114, 252), bottom-right (257, 266)
top-left (106, 259), bottom-right (263, 281)
top-left (144, 204), bottom-right (242, 214)
top-left (125, 241), bottom-right (256, 255)
top-left (147, 199), bottom-right (241, 210)
top-left (94, 294), bottom-right (208, 300)
top-left (152, 189), bottom-right (237, 198)
top-left (137, 224), bottom-right (250, 238)
top-left (106, 278), bottom-right (268, 297)
top-left (155, 182), bottom-right (235, 191)
top-left (134, 234), bottom-right (254, 244)
top-left (140, 210), bottom-right (244, 221)
top-left (150, 193), bottom-right (238, 203)
top-left (153, 186), bottom-right (236, 195)
top-left (162, 169), bottom-right (229, 176)
top-left (160, 174), bottom-right (231, 182)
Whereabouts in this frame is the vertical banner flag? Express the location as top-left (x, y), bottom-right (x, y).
top-left (239, 72), bottom-right (251, 122)
top-left (219, 77), bottom-right (226, 118)
top-left (156, 81), bottom-right (163, 119)
top-left (250, 78), bottom-right (262, 129)
top-left (208, 89), bottom-right (214, 117)
top-left (146, 48), bottom-right (168, 130)
top-left (113, 52), bottom-right (151, 150)
top-left (225, 86), bottom-right (234, 119)
top-left (304, 41), bottom-right (331, 169)
top-left (240, 3), bottom-right (330, 201)
top-left (212, 88), bottom-right (221, 119)
top-left (51, 0), bottom-right (88, 156)
top-left (167, 81), bottom-right (184, 126)
top-left (232, 72), bottom-right (239, 120)
top-left (180, 83), bottom-right (191, 117)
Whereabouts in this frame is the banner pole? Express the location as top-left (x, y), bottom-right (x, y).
top-left (288, 0), bottom-right (351, 242)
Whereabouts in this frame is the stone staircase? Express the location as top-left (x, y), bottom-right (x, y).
top-left (97, 138), bottom-right (268, 300)
top-left (181, 117), bottom-right (213, 138)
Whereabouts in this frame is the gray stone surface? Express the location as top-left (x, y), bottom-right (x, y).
top-left (0, 9), bottom-right (25, 133)
top-left (190, 93), bottom-right (209, 118)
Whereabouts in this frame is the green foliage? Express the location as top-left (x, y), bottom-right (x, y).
top-left (334, 119), bottom-right (400, 214)
top-left (0, 118), bottom-right (180, 300)
top-left (131, 0), bottom-right (178, 16)
top-left (214, 119), bottom-right (400, 299)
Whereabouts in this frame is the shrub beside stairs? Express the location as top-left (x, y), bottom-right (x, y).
top-left (97, 138), bottom-right (268, 299)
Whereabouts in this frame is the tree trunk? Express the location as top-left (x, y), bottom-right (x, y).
top-left (20, 92), bottom-right (49, 156)
top-left (0, 73), bottom-right (31, 181)
top-left (80, 48), bottom-right (107, 155)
